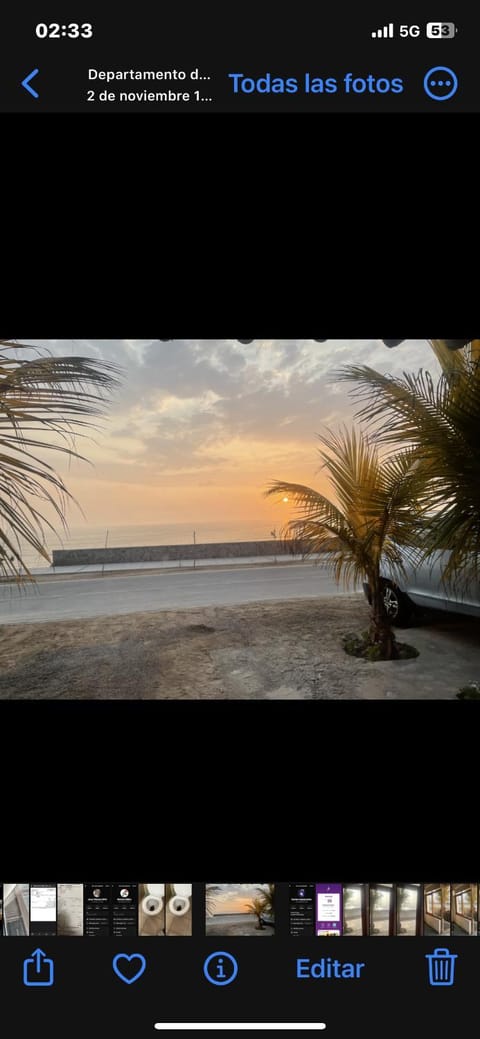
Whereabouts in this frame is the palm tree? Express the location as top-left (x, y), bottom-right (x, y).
top-left (205, 885), bottom-right (220, 917)
top-left (265, 427), bottom-right (426, 659)
top-left (383, 339), bottom-right (480, 370)
top-left (247, 896), bottom-right (266, 930)
top-left (0, 340), bottom-right (120, 580)
top-left (256, 883), bottom-right (275, 917)
top-left (246, 885), bottom-right (274, 929)
top-left (336, 353), bottom-right (480, 586)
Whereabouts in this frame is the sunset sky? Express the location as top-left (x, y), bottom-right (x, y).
top-left (20, 340), bottom-right (440, 534)
top-left (207, 883), bottom-right (272, 915)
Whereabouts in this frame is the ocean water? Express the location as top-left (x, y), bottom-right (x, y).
top-left (17, 520), bottom-right (281, 571)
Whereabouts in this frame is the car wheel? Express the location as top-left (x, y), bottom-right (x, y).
top-left (380, 580), bottom-right (414, 627)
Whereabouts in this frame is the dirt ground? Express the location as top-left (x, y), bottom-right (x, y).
top-left (0, 595), bottom-right (479, 700)
top-left (205, 917), bottom-right (274, 936)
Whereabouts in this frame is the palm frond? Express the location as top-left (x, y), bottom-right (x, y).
top-left (336, 359), bottom-right (480, 586)
top-left (0, 342), bottom-right (122, 580)
top-left (265, 428), bottom-right (426, 591)
top-left (428, 339), bottom-right (469, 374)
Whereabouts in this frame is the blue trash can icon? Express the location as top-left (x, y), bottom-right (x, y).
top-left (425, 948), bottom-right (457, 986)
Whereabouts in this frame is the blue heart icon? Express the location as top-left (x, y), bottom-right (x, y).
top-left (112, 953), bottom-right (146, 985)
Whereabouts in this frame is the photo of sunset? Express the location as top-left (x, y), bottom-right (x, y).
top-left (4, 339), bottom-right (439, 565)
top-left (205, 883), bottom-right (275, 936)
top-left (1, 339), bottom-right (479, 701)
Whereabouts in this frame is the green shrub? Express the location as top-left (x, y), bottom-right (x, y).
top-left (456, 683), bottom-right (480, 700)
top-left (342, 632), bottom-right (419, 661)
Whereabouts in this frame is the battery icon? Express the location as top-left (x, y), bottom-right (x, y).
top-left (426, 22), bottom-right (457, 38)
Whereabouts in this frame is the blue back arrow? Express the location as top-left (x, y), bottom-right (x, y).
top-left (22, 69), bottom-right (40, 98)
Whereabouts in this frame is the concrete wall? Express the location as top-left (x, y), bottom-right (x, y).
top-left (52, 539), bottom-right (306, 567)
top-left (423, 913), bottom-right (443, 935)
top-left (451, 889), bottom-right (475, 934)
top-left (451, 908), bottom-right (471, 934)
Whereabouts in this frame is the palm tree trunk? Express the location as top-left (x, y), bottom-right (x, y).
top-left (369, 576), bottom-right (399, 660)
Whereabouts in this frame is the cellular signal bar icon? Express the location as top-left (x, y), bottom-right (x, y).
top-left (371, 23), bottom-right (394, 38)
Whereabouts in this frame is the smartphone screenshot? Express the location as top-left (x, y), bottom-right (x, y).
top-left (0, 5), bottom-right (477, 112)
top-left (0, 0), bottom-right (476, 1033)
top-left (29, 884), bottom-right (57, 938)
top-left (289, 886), bottom-right (316, 937)
top-left (84, 884), bottom-right (113, 937)
top-left (112, 885), bottom-right (139, 938)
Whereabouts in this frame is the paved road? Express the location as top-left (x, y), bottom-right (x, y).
top-left (0, 563), bottom-right (350, 624)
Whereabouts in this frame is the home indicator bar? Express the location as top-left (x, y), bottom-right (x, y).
top-left (153, 1027), bottom-right (327, 1032)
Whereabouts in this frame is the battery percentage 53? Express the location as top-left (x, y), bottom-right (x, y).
top-left (426, 22), bottom-right (457, 38)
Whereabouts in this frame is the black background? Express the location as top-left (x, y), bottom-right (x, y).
top-left (2, 933), bottom-right (476, 1037)
top-left (2, 887), bottom-right (478, 1036)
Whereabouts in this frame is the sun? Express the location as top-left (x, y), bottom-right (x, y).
top-left (282, 497), bottom-right (289, 502)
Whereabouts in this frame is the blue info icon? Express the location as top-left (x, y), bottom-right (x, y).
top-left (203, 951), bottom-right (238, 986)
top-left (23, 948), bottom-right (54, 987)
